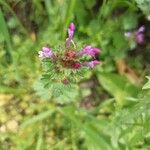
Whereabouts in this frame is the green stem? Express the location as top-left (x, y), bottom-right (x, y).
top-left (62, 0), bottom-right (76, 39)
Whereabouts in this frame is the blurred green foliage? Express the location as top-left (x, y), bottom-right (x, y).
top-left (0, 0), bottom-right (150, 149)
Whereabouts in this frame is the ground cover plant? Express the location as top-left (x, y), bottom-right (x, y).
top-left (0, 0), bottom-right (150, 149)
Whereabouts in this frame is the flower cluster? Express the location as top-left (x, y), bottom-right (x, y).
top-left (38, 23), bottom-right (101, 84)
top-left (124, 25), bottom-right (145, 45)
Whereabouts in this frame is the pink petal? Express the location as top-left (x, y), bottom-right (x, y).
top-left (136, 33), bottom-right (144, 44)
top-left (66, 23), bottom-right (75, 48)
top-left (79, 45), bottom-right (100, 57)
top-left (42, 47), bottom-right (51, 52)
top-left (138, 25), bottom-right (145, 33)
top-left (93, 48), bottom-right (101, 53)
top-left (83, 60), bottom-right (100, 68)
top-left (69, 23), bottom-right (75, 31)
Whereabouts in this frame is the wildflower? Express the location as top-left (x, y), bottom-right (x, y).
top-left (38, 47), bottom-right (53, 58)
top-left (79, 45), bottom-right (100, 57)
top-left (124, 25), bottom-right (145, 45)
top-left (39, 23), bottom-right (101, 84)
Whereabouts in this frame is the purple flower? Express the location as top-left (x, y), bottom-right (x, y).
top-left (135, 26), bottom-right (145, 44)
top-left (135, 33), bottom-right (144, 44)
top-left (124, 25), bottom-right (145, 45)
top-left (38, 47), bottom-right (53, 58)
top-left (66, 23), bottom-right (75, 48)
top-left (79, 45), bottom-right (100, 57)
top-left (83, 60), bottom-right (100, 68)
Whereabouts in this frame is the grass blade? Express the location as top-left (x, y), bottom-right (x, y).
top-left (0, 8), bottom-right (12, 63)
top-left (20, 109), bottom-right (55, 129)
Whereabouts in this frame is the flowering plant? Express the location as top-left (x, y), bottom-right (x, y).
top-left (38, 23), bottom-right (101, 85)
top-left (124, 25), bottom-right (145, 49)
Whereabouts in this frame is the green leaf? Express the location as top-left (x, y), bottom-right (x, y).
top-left (122, 12), bottom-right (138, 30)
top-left (36, 130), bottom-right (43, 150)
top-left (142, 76), bottom-right (150, 90)
top-left (33, 79), bottom-right (52, 100)
top-left (114, 96), bottom-right (150, 126)
top-left (84, 124), bottom-right (111, 150)
top-left (97, 73), bottom-right (139, 106)
top-left (52, 83), bottom-right (79, 104)
top-left (60, 106), bottom-right (112, 150)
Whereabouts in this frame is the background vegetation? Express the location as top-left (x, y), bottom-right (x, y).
top-left (0, 0), bottom-right (150, 149)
